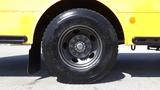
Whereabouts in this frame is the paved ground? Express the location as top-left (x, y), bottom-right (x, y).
top-left (0, 45), bottom-right (160, 90)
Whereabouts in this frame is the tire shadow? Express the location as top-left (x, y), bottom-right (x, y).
top-left (0, 55), bottom-right (49, 77)
top-left (0, 53), bottom-right (160, 84)
top-left (96, 53), bottom-right (160, 84)
top-left (116, 53), bottom-right (160, 77)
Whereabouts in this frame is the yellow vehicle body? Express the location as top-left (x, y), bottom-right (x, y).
top-left (2, 0), bottom-right (160, 82)
top-left (0, 0), bottom-right (160, 45)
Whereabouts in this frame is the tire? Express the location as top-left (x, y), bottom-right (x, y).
top-left (42, 8), bottom-right (118, 84)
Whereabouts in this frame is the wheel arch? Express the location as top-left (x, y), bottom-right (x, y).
top-left (33, 0), bottom-right (124, 46)
top-left (28, 0), bottom-right (124, 73)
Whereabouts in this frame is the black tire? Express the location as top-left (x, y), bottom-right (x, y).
top-left (42, 8), bottom-right (118, 84)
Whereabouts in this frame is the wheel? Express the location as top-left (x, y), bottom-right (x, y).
top-left (42, 8), bottom-right (118, 84)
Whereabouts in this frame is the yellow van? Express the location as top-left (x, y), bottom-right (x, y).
top-left (1, 0), bottom-right (160, 83)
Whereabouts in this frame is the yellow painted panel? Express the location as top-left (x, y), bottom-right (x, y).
top-left (0, 0), bottom-right (60, 44)
top-left (99, 0), bottom-right (160, 45)
top-left (0, 0), bottom-right (58, 11)
top-left (1, 0), bottom-right (160, 45)
top-left (0, 12), bottom-right (40, 44)
top-left (100, 0), bottom-right (160, 12)
top-left (116, 13), bottom-right (160, 44)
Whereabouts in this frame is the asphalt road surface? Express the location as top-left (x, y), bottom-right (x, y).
top-left (0, 45), bottom-right (160, 90)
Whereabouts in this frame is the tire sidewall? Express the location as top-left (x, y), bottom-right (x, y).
top-left (42, 9), bottom-right (118, 83)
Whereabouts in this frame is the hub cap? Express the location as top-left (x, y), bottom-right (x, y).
top-left (75, 42), bottom-right (85, 52)
top-left (58, 25), bottom-right (102, 71)
top-left (69, 35), bottom-right (92, 58)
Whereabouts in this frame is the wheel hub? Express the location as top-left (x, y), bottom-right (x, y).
top-left (69, 35), bottom-right (92, 58)
top-left (58, 25), bottom-right (102, 71)
top-left (75, 41), bottom-right (85, 52)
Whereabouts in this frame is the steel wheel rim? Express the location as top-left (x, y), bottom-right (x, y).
top-left (58, 25), bottom-right (102, 71)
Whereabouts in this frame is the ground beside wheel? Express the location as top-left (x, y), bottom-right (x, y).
top-left (0, 45), bottom-right (160, 90)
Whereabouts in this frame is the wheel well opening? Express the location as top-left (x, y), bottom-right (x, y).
top-left (33, 0), bottom-right (124, 46)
